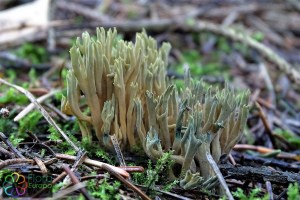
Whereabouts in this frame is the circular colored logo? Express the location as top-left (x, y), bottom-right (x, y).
top-left (3, 172), bottom-right (28, 197)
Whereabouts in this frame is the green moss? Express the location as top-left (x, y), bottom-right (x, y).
top-left (81, 137), bottom-right (115, 164)
top-left (6, 69), bottom-right (16, 83)
top-left (133, 151), bottom-right (175, 190)
top-left (0, 87), bottom-right (28, 105)
top-left (15, 42), bottom-right (48, 64)
top-left (0, 117), bottom-right (17, 134)
top-left (48, 126), bottom-right (61, 141)
top-left (87, 174), bottom-right (121, 200)
top-left (174, 49), bottom-right (226, 78)
top-left (28, 68), bottom-right (37, 86)
top-left (252, 31), bottom-right (264, 42)
top-left (232, 187), bottom-right (269, 200)
top-left (274, 128), bottom-right (300, 148)
top-left (288, 183), bottom-right (299, 200)
top-left (9, 133), bottom-right (24, 147)
top-left (18, 111), bottom-right (42, 134)
top-left (217, 37), bottom-right (231, 53)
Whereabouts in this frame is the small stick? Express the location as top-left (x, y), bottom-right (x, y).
top-left (110, 134), bottom-right (126, 166)
top-left (255, 101), bottom-right (277, 148)
top-left (118, 166), bottom-right (144, 173)
top-left (265, 181), bottom-right (273, 200)
top-left (63, 165), bottom-right (94, 200)
top-left (0, 158), bottom-right (34, 170)
top-left (0, 78), bottom-right (80, 152)
top-left (234, 144), bottom-right (299, 160)
top-left (44, 102), bottom-right (71, 121)
top-left (81, 174), bottom-right (106, 181)
top-left (14, 89), bottom-right (60, 121)
top-left (72, 151), bottom-right (87, 172)
top-left (101, 164), bottom-right (152, 200)
top-left (33, 157), bottom-right (47, 174)
top-left (136, 184), bottom-right (193, 200)
top-left (228, 153), bottom-right (236, 166)
top-left (56, 153), bottom-right (130, 178)
top-left (206, 152), bottom-right (234, 200)
top-left (0, 132), bottom-right (25, 159)
top-left (0, 144), bottom-right (15, 158)
top-left (43, 158), bottom-right (58, 165)
top-left (52, 182), bottom-right (87, 200)
top-left (19, 141), bottom-right (56, 156)
top-left (259, 62), bottom-right (276, 106)
top-left (62, 151), bottom-right (87, 188)
top-left (32, 171), bottom-right (67, 198)
top-left (26, 130), bottom-right (41, 143)
top-left (97, 166), bottom-right (144, 173)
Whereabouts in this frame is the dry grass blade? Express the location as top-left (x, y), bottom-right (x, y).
top-left (206, 152), bottom-right (234, 200)
top-left (14, 89), bottom-right (60, 121)
top-left (0, 132), bottom-right (25, 158)
top-left (0, 78), bottom-right (80, 152)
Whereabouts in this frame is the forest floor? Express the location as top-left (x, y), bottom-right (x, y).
top-left (0, 0), bottom-right (300, 199)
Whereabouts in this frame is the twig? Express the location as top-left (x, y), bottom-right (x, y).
top-left (98, 166), bottom-right (144, 173)
top-left (63, 165), bottom-right (94, 200)
top-left (228, 153), bottom-right (236, 165)
top-left (184, 20), bottom-right (300, 85)
top-left (86, 16), bottom-right (300, 84)
top-left (20, 141), bottom-right (56, 156)
top-left (101, 164), bottom-right (152, 200)
top-left (246, 15), bottom-right (283, 46)
top-left (0, 158), bottom-right (34, 170)
top-left (26, 130), bottom-right (41, 143)
top-left (33, 157), bottom-right (47, 174)
top-left (0, 78), bottom-right (80, 152)
top-left (276, 189), bottom-right (288, 200)
top-left (258, 62), bottom-right (276, 106)
top-left (232, 152), bottom-right (300, 172)
top-left (0, 132), bottom-right (25, 158)
top-left (44, 102), bottom-right (72, 121)
top-left (51, 182), bottom-right (87, 200)
top-left (110, 134), bottom-right (126, 167)
top-left (266, 181), bottom-right (274, 200)
top-left (61, 151), bottom-right (87, 189)
top-left (234, 144), bottom-right (300, 161)
top-left (81, 174), bottom-right (106, 181)
top-left (14, 89), bottom-right (60, 121)
top-left (256, 97), bottom-right (276, 110)
top-left (255, 101), bottom-right (277, 148)
top-left (0, 145), bottom-right (14, 158)
top-left (206, 152), bottom-right (234, 200)
top-left (56, 1), bottom-right (109, 21)
top-left (32, 170), bottom-right (67, 198)
top-left (136, 184), bottom-right (192, 200)
top-left (55, 153), bottom-right (129, 178)
top-left (117, 166), bottom-right (144, 173)
top-left (219, 163), bottom-right (300, 185)
top-left (49, 5), bottom-right (300, 85)
top-left (43, 158), bottom-right (58, 165)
